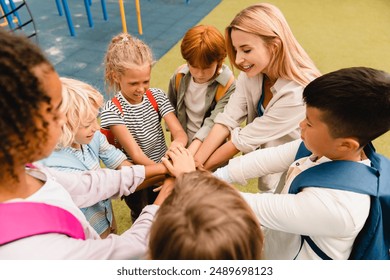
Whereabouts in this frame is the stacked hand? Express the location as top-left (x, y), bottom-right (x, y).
top-left (162, 144), bottom-right (196, 177)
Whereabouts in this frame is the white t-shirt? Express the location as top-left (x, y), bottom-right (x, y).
top-left (184, 78), bottom-right (207, 142)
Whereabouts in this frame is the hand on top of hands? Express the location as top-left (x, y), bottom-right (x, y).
top-left (162, 144), bottom-right (196, 177)
top-left (164, 140), bottom-right (183, 157)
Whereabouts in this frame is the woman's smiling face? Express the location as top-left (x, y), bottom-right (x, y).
top-left (231, 29), bottom-right (272, 78)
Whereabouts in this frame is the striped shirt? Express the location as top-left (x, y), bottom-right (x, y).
top-left (100, 88), bottom-right (174, 163)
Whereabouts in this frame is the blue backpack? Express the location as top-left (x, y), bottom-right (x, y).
top-left (289, 142), bottom-right (390, 260)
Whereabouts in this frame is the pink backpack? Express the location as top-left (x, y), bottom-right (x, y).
top-left (0, 202), bottom-right (85, 245)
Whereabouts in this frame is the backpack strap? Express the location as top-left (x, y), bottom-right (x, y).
top-left (100, 96), bottom-right (124, 149)
top-left (294, 141), bottom-right (312, 161)
top-left (112, 96), bottom-right (123, 115)
top-left (290, 143), bottom-right (379, 196)
top-left (289, 160), bottom-right (378, 196)
top-left (0, 202), bottom-right (85, 245)
top-left (145, 89), bottom-right (158, 112)
top-left (294, 235), bottom-right (332, 260)
top-left (289, 143), bottom-right (380, 259)
top-left (215, 74), bottom-right (235, 102)
top-left (174, 64), bottom-right (234, 103)
top-left (174, 64), bottom-right (187, 93)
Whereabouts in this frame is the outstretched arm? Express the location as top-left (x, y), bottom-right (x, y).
top-left (133, 162), bottom-right (170, 192)
top-left (111, 124), bottom-right (155, 165)
top-left (187, 138), bottom-right (202, 155)
top-left (162, 146), bottom-right (196, 177)
top-left (164, 112), bottom-right (188, 150)
top-left (203, 140), bottom-right (239, 171)
top-left (193, 123), bottom-right (230, 165)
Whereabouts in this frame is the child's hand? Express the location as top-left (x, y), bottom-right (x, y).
top-left (165, 141), bottom-right (184, 158)
top-left (162, 146), bottom-right (195, 177)
top-left (194, 159), bottom-right (206, 171)
top-left (153, 177), bottom-right (175, 205)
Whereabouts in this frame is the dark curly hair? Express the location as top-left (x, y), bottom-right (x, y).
top-left (0, 29), bottom-right (54, 180)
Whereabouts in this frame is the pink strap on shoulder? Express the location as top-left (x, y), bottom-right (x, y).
top-left (0, 202), bottom-right (85, 245)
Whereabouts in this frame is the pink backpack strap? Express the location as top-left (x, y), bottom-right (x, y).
top-left (0, 202), bottom-right (86, 245)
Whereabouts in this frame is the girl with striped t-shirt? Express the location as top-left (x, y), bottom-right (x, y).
top-left (100, 33), bottom-right (188, 222)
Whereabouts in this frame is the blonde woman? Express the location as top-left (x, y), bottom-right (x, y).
top-left (194, 3), bottom-right (321, 193)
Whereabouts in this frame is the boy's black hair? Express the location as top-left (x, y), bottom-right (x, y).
top-left (0, 29), bottom-right (53, 179)
top-left (303, 67), bottom-right (390, 146)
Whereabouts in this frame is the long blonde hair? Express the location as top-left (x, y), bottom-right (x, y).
top-left (148, 171), bottom-right (264, 260)
top-left (225, 3), bottom-right (320, 86)
top-left (57, 77), bottom-right (103, 148)
top-left (104, 33), bottom-right (154, 95)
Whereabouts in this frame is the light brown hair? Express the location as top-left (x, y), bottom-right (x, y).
top-left (104, 33), bottom-right (153, 95)
top-left (148, 171), bottom-right (263, 259)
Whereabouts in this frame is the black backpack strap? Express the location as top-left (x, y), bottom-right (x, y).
top-left (294, 236), bottom-right (333, 260)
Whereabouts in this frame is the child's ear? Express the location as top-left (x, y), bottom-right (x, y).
top-left (338, 137), bottom-right (360, 152)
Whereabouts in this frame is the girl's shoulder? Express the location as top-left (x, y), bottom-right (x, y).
top-left (148, 87), bottom-right (166, 96)
top-left (102, 93), bottom-right (126, 113)
top-left (147, 88), bottom-right (169, 103)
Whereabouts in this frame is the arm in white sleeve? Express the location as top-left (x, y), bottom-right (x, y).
top-left (67, 204), bottom-right (159, 259)
top-left (214, 139), bottom-right (301, 185)
top-left (230, 84), bottom-right (305, 153)
top-left (39, 164), bottom-right (145, 208)
top-left (213, 165), bottom-right (234, 183)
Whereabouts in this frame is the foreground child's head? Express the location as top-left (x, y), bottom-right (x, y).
top-left (181, 25), bottom-right (227, 83)
top-left (225, 3), bottom-right (320, 85)
top-left (0, 30), bottom-right (65, 179)
top-left (57, 78), bottom-right (103, 149)
top-left (301, 67), bottom-right (390, 158)
top-left (148, 171), bottom-right (263, 260)
top-left (104, 33), bottom-right (153, 103)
